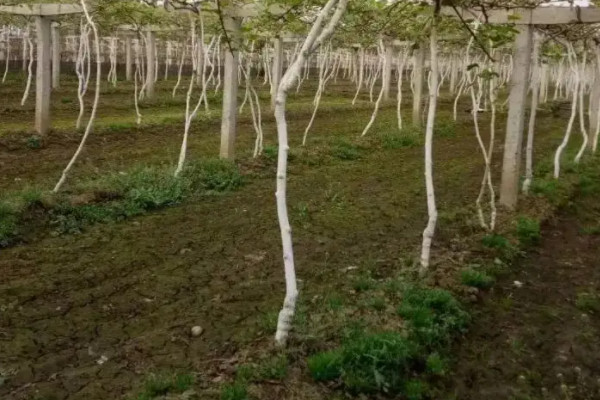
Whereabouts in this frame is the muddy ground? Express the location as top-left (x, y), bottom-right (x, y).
top-left (445, 184), bottom-right (600, 400)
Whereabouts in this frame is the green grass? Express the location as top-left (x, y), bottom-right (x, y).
top-left (575, 291), bottom-right (600, 313)
top-left (132, 372), bottom-right (194, 400)
top-left (516, 217), bottom-right (541, 247)
top-left (460, 268), bottom-right (495, 290)
top-left (397, 286), bottom-right (470, 348)
top-left (307, 350), bottom-right (343, 381)
top-left (220, 381), bottom-right (248, 400)
top-left (308, 286), bottom-right (468, 396)
top-left (257, 354), bottom-right (288, 380)
top-left (331, 140), bottom-right (361, 160)
top-left (481, 233), bottom-right (510, 249)
top-left (1, 159), bottom-right (243, 242)
top-left (380, 131), bottom-right (420, 149)
top-left (352, 275), bottom-right (375, 292)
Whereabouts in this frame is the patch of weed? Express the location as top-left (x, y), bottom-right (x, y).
top-left (380, 131), bottom-right (420, 149)
top-left (516, 217), bottom-right (541, 247)
top-left (460, 268), bottom-right (495, 290)
top-left (339, 331), bottom-right (418, 394)
top-left (331, 140), bottom-right (361, 161)
top-left (307, 350), bottom-right (342, 381)
top-left (575, 291), bottom-right (600, 313)
top-left (434, 119), bottom-right (456, 138)
top-left (25, 135), bottom-right (42, 149)
top-left (397, 286), bottom-right (469, 348)
top-left (482, 234), bottom-right (510, 249)
top-left (220, 381), bottom-right (248, 400)
top-left (352, 275), bottom-right (375, 292)
top-left (133, 372), bottom-right (193, 400)
top-left (257, 354), bottom-right (288, 380)
top-left (425, 353), bottom-right (448, 376)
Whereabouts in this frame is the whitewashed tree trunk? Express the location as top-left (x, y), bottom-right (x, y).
top-left (274, 0), bottom-right (348, 347)
top-left (554, 44), bottom-right (579, 179)
top-left (20, 29), bottom-right (33, 106)
top-left (420, 22), bottom-right (439, 273)
top-left (53, 0), bottom-right (100, 193)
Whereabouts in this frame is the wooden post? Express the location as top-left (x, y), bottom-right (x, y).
top-left (51, 22), bottom-right (60, 89)
top-left (219, 16), bottom-right (242, 160)
top-left (145, 30), bottom-right (156, 98)
top-left (35, 16), bottom-right (52, 135)
top-left (125, 36), bottom-right (132, 81)
top-left (412, 44), bottom-right (425, 126)
top-left (383, 42), bottom-right (393, 101)
top-left (499, 25), bottom-right (533, 209)
top-left (271, 36), bottom-right (283, 109)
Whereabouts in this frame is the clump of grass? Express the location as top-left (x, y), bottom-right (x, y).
top-left (397, 286), bottom-right (470, 348)
top-left (257, 311), bottom-right (278, 333)
top-left (460, 268), bottom-right (495, 290)
top-left (25, 135), bottom-right (42, 149)
top-left (309, 286), bottom-right (468, 396)
top-left (481, 233), bottom-right (509, 249)
top-left (307, 350), bottom-right (342, 381)
top-left (425, 353), bottom-right (448, 376)
top-left (220, 381), bottom-right (248, 400)
top-left (530, 178), bottom-right (569, 205)
top-left (404, 379), bottom-right (428, 400)
top-left (262, 145), bottom-right (278, 161)
top-left (380, 131), bottom-right (420, 149)
top-left (575, 291), bottom-right (600, 313)
top-left (352, 275), bottom-right (375, 292)
top-left (516, 216), bottom-right (541, 247)
top-left (0, 203), bottom-right (19, 247)
top-left (331, 140), bottom-right (361, 160)
top-left (366, 296), bottom-right (387, 311)
top-left (257, 354), bottom-right (288, 380)
top-left (133, 372), bottom-right (194, 400)
top-left (325, 293), bottom-right (344, 311)
top-left (104, 122), bottom-right (136, 133)
top-left (434, 119), bottom-right (456, 138)
top-left (184, 159), bottom-right (243, 192)
top-left (339, 331), bottom-right (419, 394)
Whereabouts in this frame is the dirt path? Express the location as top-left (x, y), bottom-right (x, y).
top-left (445, 190), bottom-right (600, 400)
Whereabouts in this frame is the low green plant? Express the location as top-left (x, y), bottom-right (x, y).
top-left (425, 353), bottom-right (448, 376)
top-left (434, 119), bottom-right (456, 138)
top-left (133, 372), bottom-right (193, 400)
top-left (352, 275), bottom-right (375, 292)
top-left (257, 354), bottom-right (288, 380)
top-left (366, 296), bottom-right (387, 311)
top-left (481, 234), bottom-right (510, 249)
top-left (262, 145), bottom-right (278, 161)
top-left (325, 293), bottom-right (344, 311)
top-left (380, 132), bottom-right (419, 149)
top-left (185, 159), bottom-right (243, 192)
top-left (0, 202), bottom-right (18, 247)
top-left (530, 178), bottom-right (569, 205)
top-left (460, 268), bottom-right (495, 290)
top-left (307, 350), bottom-right (342, 381)
top-left (331, 140), bottom-right (361, 160)
top-left (338, 331), bottom-right (418, 394)
top-left (404, 379), bottom-right (428, 400)
top-left (220, 381), bottom-right (248, 400)
top-left (397, 286), bottom-right (469, 348)
top-left (575, 291), bottom-right (600, 313)
top-left (516, 217), bottom-right (541, 246)
top-left (26, 135), bottom-right (42, 149)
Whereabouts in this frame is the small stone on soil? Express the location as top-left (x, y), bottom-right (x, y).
top-left (191, 326), bottom-right (204, 337)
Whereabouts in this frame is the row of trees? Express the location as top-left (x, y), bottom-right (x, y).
top-left (1, 0), bottom-right (598, 346)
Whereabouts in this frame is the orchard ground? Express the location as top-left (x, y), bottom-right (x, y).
top-left (0, 73), bottom-right (598, 400)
